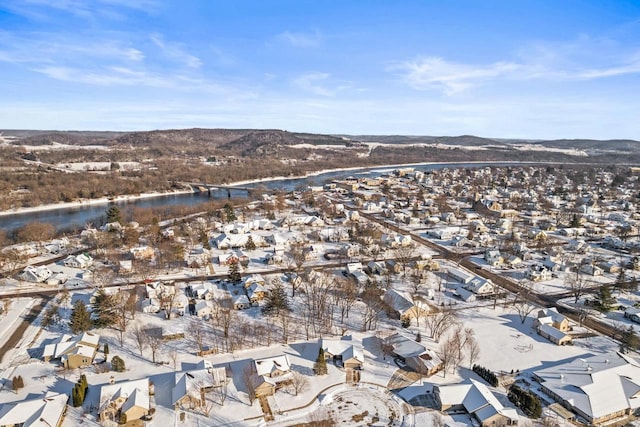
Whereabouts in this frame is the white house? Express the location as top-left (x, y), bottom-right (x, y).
top-left (464, 277), bottom-right (494, 296)
top-left (534, 352), bottom-right (640, 425)
top-left (19, 265), bottom-right (52, 283)
top-left (63, 253), bottom-right (93, 269)
top-left (194, 300), bottom-right (214, 318)
top-left (0, 392), bottom-right (68, 427)
top-left (99, 378), bottom-right (150, 422)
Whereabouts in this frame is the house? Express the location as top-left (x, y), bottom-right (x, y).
top-left (247, 283), bottom-right (268, 303)
top-left (130, 245), bottom-right (154, 260)
top-left (242, 274), bottom-right (266, 289)
top-left (367, 261), bottom-right (387, 275)
top-left (346, 262), bottom-right (364, 275)
top-left (0, 391), bottom-right (68, 427)
top-left (233, 294), bottom-right (251, 310)
top-left (506, 255), bottom-right (522, 267)
top-left (434, 379), bottom-right (519, 426)
top-left (46, 272), bottom-right (68, 286)
top-left (19, 265), bottom-right (52, 283)
top-left (255, 354), bottom-right (291, 378)
top-left (44, 237), bottom-right (69, 254)
top-left (526, 265), bottom-right (552, 282)
top-left (447, 267), bottom-right (474, 284)
top-left (484, 249), bottom-right (503, 267)
top-left (383, 289), bottom-right (430, 321)
top-left (536, 323), bottom-right (573, 346)
top-left (535, 308), bottom-right (570, 332)
top-left (172, 367), bottom-right (223, 409)
top-left (252, 354), bottom-right (293, 397)
top-left (63, 253), bottom-right (93, 269)
top-left (42, 332), bottom-right (100, 368)
top-left (99, 378), bottom-right (150, 422)
top-left (194, 300), bottom-right (214, 318)
top-left (454, 287), bottom-right (476, 302)
top-left (320, 336), bottom-right (364, 370)
top-left (385, 332), bottom-right (443, 377)
top-left (218, 252), bottom-right (239, 266)
top-left (464, 277), bottom-right (494, 296)
top-left (534, 352), bottom-right (640, 425)
top-left (427, 227), bottom-right (463, 240)
top-left (568, 239), bottom-right (589, 253)
top-left (451, 236), bottom-right (478, 248)
top-left (385, 259), bottom-right (402, 274)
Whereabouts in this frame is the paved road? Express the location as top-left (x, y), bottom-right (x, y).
top-left (356, 208), bottom-right (625, 342)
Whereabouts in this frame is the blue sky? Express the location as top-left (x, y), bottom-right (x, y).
top-left (0, 0), bottom-right (639, 139)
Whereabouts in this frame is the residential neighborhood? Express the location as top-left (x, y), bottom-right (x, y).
top-left (1, 164), bottom-right (640, 426)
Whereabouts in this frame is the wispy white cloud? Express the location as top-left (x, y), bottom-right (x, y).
top-left (293, 72), bottom-right (351, 97)
top-left (392, 57), bottom-right (522, 94)
top-left (150, 33), bottom-right (201, 68)
top-left (3, 0), bottom-right (160, 20)
top-left (0, 31), bottom-right (144, 64)
top-left (276, 30), bottom-right (322, 48)
top-left (394, 36), bottom-right (640, 94)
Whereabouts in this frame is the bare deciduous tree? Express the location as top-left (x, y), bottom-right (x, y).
top-left (242, 364), bottom-right (256, 405)
top-left (512, 284), bottom-right (537, 324)
top-left (289, 371), bottom-right (309, 396)
top-left (424, 306), bottom-right (458, 341)
top-left (145, 330), bottom-right (164, 364)
top-left (566, 271), bottom-right (589, 304)
top-left (169, 349), bottom-right (179, 370)
top-left (129, 324), bottom-right (148, 356)
top-left (213, 375), bottom-right (229, 406)
top-left (394, 244), bottom-right (417, 276)
top-left (159, 283), bottom-right (179, 320)
top-left (467, 336), bottom-right (481, 368)
top-left (190, 318), bottom-right (207, 354)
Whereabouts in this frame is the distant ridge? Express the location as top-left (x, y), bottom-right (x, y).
top-left (3, 127), bottom-right (640, 155)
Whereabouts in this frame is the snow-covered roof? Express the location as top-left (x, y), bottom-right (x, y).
top-left (254, 354), bottom-right (291, 377)
top-left (321, 337), bottom-right (364, 363)
top-left (172, 369), bottom-right (214, 405)
top-left (535, 352), bottom-right (640, 421)
top-left (99, 378), bottom-right (150, 414)
top-left (41, 332), bottom-right (100, 359)
top-left (436, 379), bottom-right (518, 424)
top-left (538, 324), bottom-right (570, 341)
top-left (386, 332), bottom-right (426, 358)
top-left (383, 289), bottom-right (415, 315)
top-left (0, 392), bottom-right (67, 427)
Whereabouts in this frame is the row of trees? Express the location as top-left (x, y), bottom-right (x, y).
top-left (507, 385), bottom-right (542, 418)
top-left (472, 364), bottom-right (499, 387)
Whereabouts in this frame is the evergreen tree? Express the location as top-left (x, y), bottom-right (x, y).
top-left (313, 347), bottom-right (328, 375)
top-left (69, 300), bottom-right (92, 334)
top-left (262, 277), bottom-right (290, 316)
top-left (91, 289), bottom-right (117, 327)
top-left (72, 386), bottom-right (80, 407)
top-left (111, 355), bottom-right (125, 372)
top-left (621, 326), bottom-right (639, 353)
top-left (80, 374), bottom-right (88, 391)
top-left (224, 203), bottom-right (236, 223)
top-left (245, 235), bottom-right (257, 251)
top-left (199, 231), bottom-right (211, 250)
top-left (596, 285), bottom-right (616, 312)
top-left (105, 205), bottom-right (122, 224)
top-left (103, 343), bottom-right (109, 360)
top-left (228, 260), bottom-right (241, 284)
top-left (570, 214), bottom-right (581, 228)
